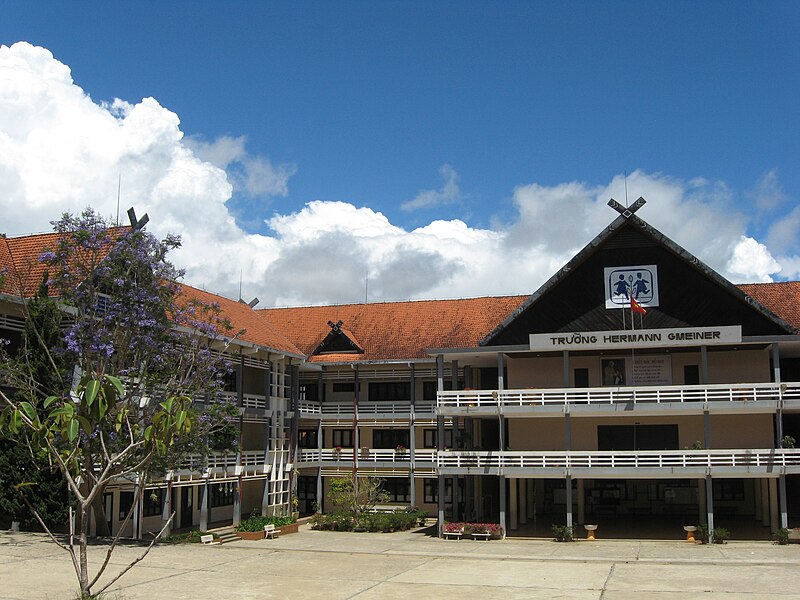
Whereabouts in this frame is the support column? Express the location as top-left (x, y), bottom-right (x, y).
top-left (519, 478), bottom-right (528, 525)
top-left (232, 476), bottom-right (242, 527)
top-left (200, 480), bottom-right (209, 532)
top-left (769, 478), bottom-right (779, 532)
top-left (132, 480), bottom-right (140, 540)
top-left (703, 410), bottom-right (711, 450)
top-left (697, 478), bottom-right (706, 525)
top-left (761, 478), bottom-right (770, 525)
top-left (565, 476), bottom-right (573, 528)
top-left (452, 476), bottom-right (460, 521)
top-left (562, 350), bottom-right (570, 387)
top-left (436, 355), bottom-right (445, 537)
top-left (409, 364), bottom-right (416, 507)
top-left (497, 353), bottom-right (505, 390)
top-left (779, 475), bottom-right (788, 529)
top-left (162, 480), bottom-right (173, 537)
top-left (509, 478), bottom-right (518, 530)
top-left (577, 479), bottom-right (585, 525)
top-left (316, 468), bottom-right (323, 514)
top-left (753, 479), bottom-right (762, 525)
top-left (353, 365), bottom-right (360, 485)
top-left (705, 475), bottom-right (714, 542)
top-left (499, 475), bottom-right (507, 538)
top-left (565, 412), bottom-right (572, 450)
top-left (464, 365), bottom-right (473, 389)
top-left (700, 346), bottom-right (709, 384)
top-left (527, 480), bottom-right (535, 525)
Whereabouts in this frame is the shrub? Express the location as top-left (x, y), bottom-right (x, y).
top-left (697, 525), bottom-right (730, 544)
top-left (312, 509), bottom-right (426, 533)
top-left (552, 524), bottom-right (575, 542)
top-left (774, 528), bottom-right (790, 545)
top-left (235, 513), bottom-right (296, 533)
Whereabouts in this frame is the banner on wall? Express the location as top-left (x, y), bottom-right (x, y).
top-left (605, 265), bottom-right (659, 309)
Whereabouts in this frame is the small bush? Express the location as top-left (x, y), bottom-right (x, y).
top-left (235, 513), bottom-right (296, 533)
top-left (160, 529), bottom-right (207, 544)
top-left (697, 525), bottom-right (730, 544)
top-left (774, 528), bottom-right (790, 545)
top-left (552, 524), bottom-right (575, 542)
top-left (312, 509), bottom-right (427, 533)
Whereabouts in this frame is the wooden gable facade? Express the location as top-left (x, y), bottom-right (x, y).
top-left (483, 211), bottom-right (796, 346)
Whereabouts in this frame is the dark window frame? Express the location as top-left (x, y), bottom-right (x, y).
top-left (373, 429), bottom-right (410, 449)
top-left (422, 429), bottom-right (453, 449)
top-left (332, 429), bottom-right (354, 448)
top-left (382, 479), bottom-right (410, 503)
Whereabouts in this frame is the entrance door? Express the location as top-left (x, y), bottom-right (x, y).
top-left (180, 487), bottom-right (193, 528)
top-left (103, 492), bottom-right (113, 534)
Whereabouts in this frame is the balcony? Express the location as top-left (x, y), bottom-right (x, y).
top-left (437, 382), bottom-right (800, 416)
top-left (297, 400), bottom-right (437, 420)
top-left (164, 450), bottom-right (271, 483)
top-left (297, 448), bottom-right (436, 465)
top-left (436, 448), bottom-right (800, 478)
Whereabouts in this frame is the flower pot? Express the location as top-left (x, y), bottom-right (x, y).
top-left (235, 530), bottom-right (265, 541)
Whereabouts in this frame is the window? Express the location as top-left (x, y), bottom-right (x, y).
top-left (597, 424), bottom-right (679, 451)
top-left (223, 370), bottom-right (238, 393)
top-left (373, 429), bottom-right (410, 449)
top-left (299, 382), bottom-right (321, 402)
top-left (298, 429), bottom-right (319, 449)
top-left (422, 380), bottom-right (462, 401)
top-left (423, 429), bottom-right (453, 449)
top-left (332, 382), bottom-right (355, 393)
top-left (332, 429), bottom-right (354, 448)
top-left (142, 488), bottom-right (164, 517)
top-left (684, 365), bottom-right (700, 385)
top-left (368, 381), bottom-right (410, 401)
top-left (423, 478), bottom-right (452, 504)
top-left (382, 479), bottom-right (410, 503)
top-left (210, 483), bottom-right (235, 507)
top-left (297, 476), bottom-right (317, 501)
top-left (574, 368), bottom-right (589, 388)
top-left (119, 491), bottom-right (134, 521)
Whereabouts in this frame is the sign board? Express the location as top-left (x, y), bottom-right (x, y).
top-left (605, 265), bottom-right (659, 309)
top-left (530, 326), bottom-right (742, 352)
top-left (631, 355), bottom-right (672, 386)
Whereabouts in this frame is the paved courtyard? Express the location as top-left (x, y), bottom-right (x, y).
top-left (1, 526), bottom-right (799, 599)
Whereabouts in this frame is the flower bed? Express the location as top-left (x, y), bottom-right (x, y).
top-left (311, 508), bottom-right (426, 533)
top-left (445, 522), bottom-right (503, 539)
top-left (235, 513), bottom-right (297, 539)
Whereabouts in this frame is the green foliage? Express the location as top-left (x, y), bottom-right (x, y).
top-left (159, 529), bottom-right (210, 544)
top-left (327, 475), bottom-right (389, 516)
top-left (783, 435), bottom-right (796, 449)
top-left (235, 513), bottom-right (296, 532)
top-left (552, 524), bottom-right (576, 542)
top-left (774, 528), bottom-right (790, 545)
top-left (697, 524), bottom-right (730, 544)
top-left (310, 509), bottom-right (424, 533)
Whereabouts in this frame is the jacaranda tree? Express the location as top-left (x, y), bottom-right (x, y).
top-left (0, 208), bottom-right (240, 598)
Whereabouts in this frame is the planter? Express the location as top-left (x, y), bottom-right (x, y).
top-left (788, 528), bottom-right (800, 543)
top-left (584, 524), bottom-right (598, 540)
top-left (683, 525), bottom-right (697, 543)
top-left (279, 523), bottom-right (299, 535)
top-left (235, 530), bottom-right (264, 541)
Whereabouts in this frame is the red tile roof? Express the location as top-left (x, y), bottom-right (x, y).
top-left (177, 284), bottom-right (304, 357)
top-left (262, 296), bottom-right (527, 362)
top-left (738, 282), bottom-right (800, 331)
top-left (0, 228), bottom-right (129, 297)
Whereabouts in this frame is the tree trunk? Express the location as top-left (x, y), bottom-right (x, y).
top-left (79, 503), bottom-right (90, 597)
top-left (91, 488), bottom-right (110, 537)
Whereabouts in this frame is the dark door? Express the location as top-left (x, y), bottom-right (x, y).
top-left (180, 487), bottom-right (193, 528)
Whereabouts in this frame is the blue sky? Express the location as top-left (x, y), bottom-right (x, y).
top-left (1, 2), bottom-right (798, 305)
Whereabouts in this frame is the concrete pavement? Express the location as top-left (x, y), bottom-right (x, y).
top-left (1, 526), bottom-right (799, 599)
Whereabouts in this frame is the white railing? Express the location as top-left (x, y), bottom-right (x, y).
top-left (436, 449), bottom-right (800, 470)
top-left (297, 401), bottom-right (436, 416)
top-left (175, 450), bottom-right (266, 471)
top-left (438, 382), bottom-right (800, 409)
top-left (220, 391), bottom-right (267, 410)
top-left (297, 448), bottom-right (436, 464)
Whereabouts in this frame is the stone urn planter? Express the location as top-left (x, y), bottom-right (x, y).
top-left (584, 524), bottom-right (598, 540)
top-left (683, 526), bottom-right (697, 542)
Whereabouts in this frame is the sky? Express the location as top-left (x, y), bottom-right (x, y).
top-left (1, 1), bottom-right (798, 307)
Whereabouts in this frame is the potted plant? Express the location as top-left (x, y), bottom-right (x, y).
top-left (360, 445), bottom-right (370, 458)
top-left (333, 445), bottom-right (342, 458)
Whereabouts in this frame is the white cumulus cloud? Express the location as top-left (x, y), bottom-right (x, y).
top-left (0, 42), bottom-right (792, 309)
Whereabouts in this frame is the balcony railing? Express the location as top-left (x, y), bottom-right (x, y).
top-left (297, 448), bottom-right (436, 464)
top-left (436, 449), bottom-right (800, 471)
top-left (297, 400), bottom-right (436, 416)
top-left (438, 382), bottom-right (800, 410)
top-left (174, 449), bottom-right (267, 472)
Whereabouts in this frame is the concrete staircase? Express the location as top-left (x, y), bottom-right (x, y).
top-left (208, 525), bottom-right (239, 544)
